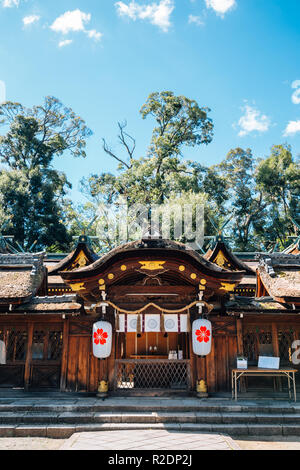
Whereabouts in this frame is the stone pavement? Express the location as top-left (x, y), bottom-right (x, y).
top-left (60, 430), bottom-right (240, 450)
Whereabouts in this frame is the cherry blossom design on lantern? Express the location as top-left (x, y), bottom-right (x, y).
top-left (93, 328), bottom-right (108, 346)
top-left (195, 326), bottom-right (211, 344)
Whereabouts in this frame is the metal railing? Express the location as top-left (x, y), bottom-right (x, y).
top-left (114, 359), bottom-right (191, 391)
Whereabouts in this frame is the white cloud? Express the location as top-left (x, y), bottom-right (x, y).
top-left (115, 0), bottom-right (175, 32)
top-left (50, 9), bottom-right (91, 35)
top-left (2, 0), bottom-right (19, 7)
top-left (23, 15), bottom-right (40, 26)
top-left (291, 80), bottom-right (300, 105)
top-left (0, 80), bottom-right (6, 103)
top-left (284, 120), bottom-right (300, 137)
top-left (58, 39), bottom-right (73, 48)
top-left (205, 0), bottom-right (236, 16)
top-left (237, 104), bottom-right (271, 137)
top-left (86, 29), bottom-right (103, 41)
top-left (188, 15), bottom-right (204, 26)
top-left (50, 9), bottom-right (102, 44)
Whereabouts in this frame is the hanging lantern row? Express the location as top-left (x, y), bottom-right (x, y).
top-left (92, 318), bottom-right (212, 359)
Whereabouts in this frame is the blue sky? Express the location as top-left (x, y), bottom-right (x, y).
top-left (0, 0), bottom-right (299, 204)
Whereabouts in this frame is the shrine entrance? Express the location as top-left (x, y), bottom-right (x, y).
top-left (61, 238), bottom-right (244, 395)
top-left (114, 329), bottom-right (191, 392)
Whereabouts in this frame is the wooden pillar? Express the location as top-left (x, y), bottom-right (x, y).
top-left (107, 331), bottom-right (116, 391)
top-left (236, 319), bottom-right (244, 356)
top-left (188, 331), bottom-right (196, 391)
top-left (206, 337), bottom-right (216, 393)
top-left (24, 323), bottom-right (34, 391)
top-left (272, 322), bottom-right (281, 391)
top-left (60, 318), bottom-right (70, 391)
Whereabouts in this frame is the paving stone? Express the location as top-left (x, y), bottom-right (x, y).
top-left (0, 412), bottom-right (23, 424)
top-left (195, 412), bottom-right (223, 423)
top-left (57, 412), bottom-right (94, 424)
top-left (255, 413), bottom-right (284, 423)
top-left (248, 425), bottom-right (283, 436)
top-left (75, 424), bottom-right (112, 433)
top-left (121, 413), bottom-right (157, 423)
top-left (282, 426), bottom-right (300, 436)
top-left (221, 413), bottom-right (257, 424)
top-left (60, 430), bottom-right (240, 451)
top-left (22, 413), bottom-right (59, 424)
top-left (155, 413), bottom-right (197, 423)
top-left (179, 423), bottom-right (212, 432)
top-left (210, 424), bottom-right (249, 435)
top-left (15, 426), bottom-right (47, 438)
top-left (94, 412), bottom-right (118, 423)
top-left (0, 425), bottom-right (16, 437)
top-left (46, 426), bottom-right (76, 439)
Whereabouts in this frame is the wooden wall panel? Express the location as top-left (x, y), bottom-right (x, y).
top-left (77, 337), bottom-right (90, 392)
top-left (66, 336), bottom-right (78, 391)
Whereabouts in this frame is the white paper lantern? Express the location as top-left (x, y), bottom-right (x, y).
top-left (92, 321), bottom-right (112, 359)
top-left (192, 319), bottom-right (212, 356)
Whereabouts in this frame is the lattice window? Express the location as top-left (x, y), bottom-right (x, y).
top-left (6, 329), bottom-right (28, 362)
top-left (243, 331), bottom-right (257, 362)
top-left (243, 326), bottom-right (272, 364)
top-left (32, 327), bottom-right (63, 362)
top-left (32, 330), bottom-right (46, 360)
top-left (48, 331), bottom-right (63, 361)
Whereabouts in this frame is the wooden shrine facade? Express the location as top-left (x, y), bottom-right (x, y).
top-left (0, 241), bottom-right (299, 396)
top-left (2, 314), bottom-right (300, 394)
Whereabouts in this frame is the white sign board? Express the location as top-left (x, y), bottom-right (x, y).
top-left (258, 356), bottom-right (280, 370)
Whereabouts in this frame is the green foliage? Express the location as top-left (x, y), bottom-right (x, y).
top-left (0, 96), bottom-right (92, 251)
top-left (255, 144), bottom-right (300, 247)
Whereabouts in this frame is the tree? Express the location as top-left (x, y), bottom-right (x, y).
top-left (255, 144), bottom-right (300, 247)
top-left (82, 91), bottom-right (218, 205)
top-left (140, 91), bottom-right (214, 203)
top-left (218, 148), bottom-right (266, 251)
top-left (75, 92), bottom-right (230, 251)
top-left (0, 96), bottom-right (92, 250)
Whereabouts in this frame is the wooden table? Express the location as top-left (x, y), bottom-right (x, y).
top-left (231, 367), bottom-right (298, 402)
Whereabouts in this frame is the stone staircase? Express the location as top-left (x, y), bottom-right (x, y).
top-left (1, 396), bottom-right (300, 438)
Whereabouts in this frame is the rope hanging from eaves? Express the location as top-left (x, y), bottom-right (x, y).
top-left (103, 300), bottom-right (214, 315)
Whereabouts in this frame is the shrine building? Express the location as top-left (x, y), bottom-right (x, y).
top-left (0, 234), bottom-right (299, 397)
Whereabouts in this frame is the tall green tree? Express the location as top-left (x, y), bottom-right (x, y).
top-left (81, 91), bottom-right (220, 207)
top-left (0, 96), bottom-right (92, 250)
top-left (217, 148), bottom-right (267, 251)
top-left (255, 144), bottom-right (300, 247)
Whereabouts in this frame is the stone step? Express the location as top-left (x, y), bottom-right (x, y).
top-left (0, 402), bottom-right (298, 414)
top-left (2, 422), bottom-right (300, 439)
top-left (1, 410), bottom-right (300, 426)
